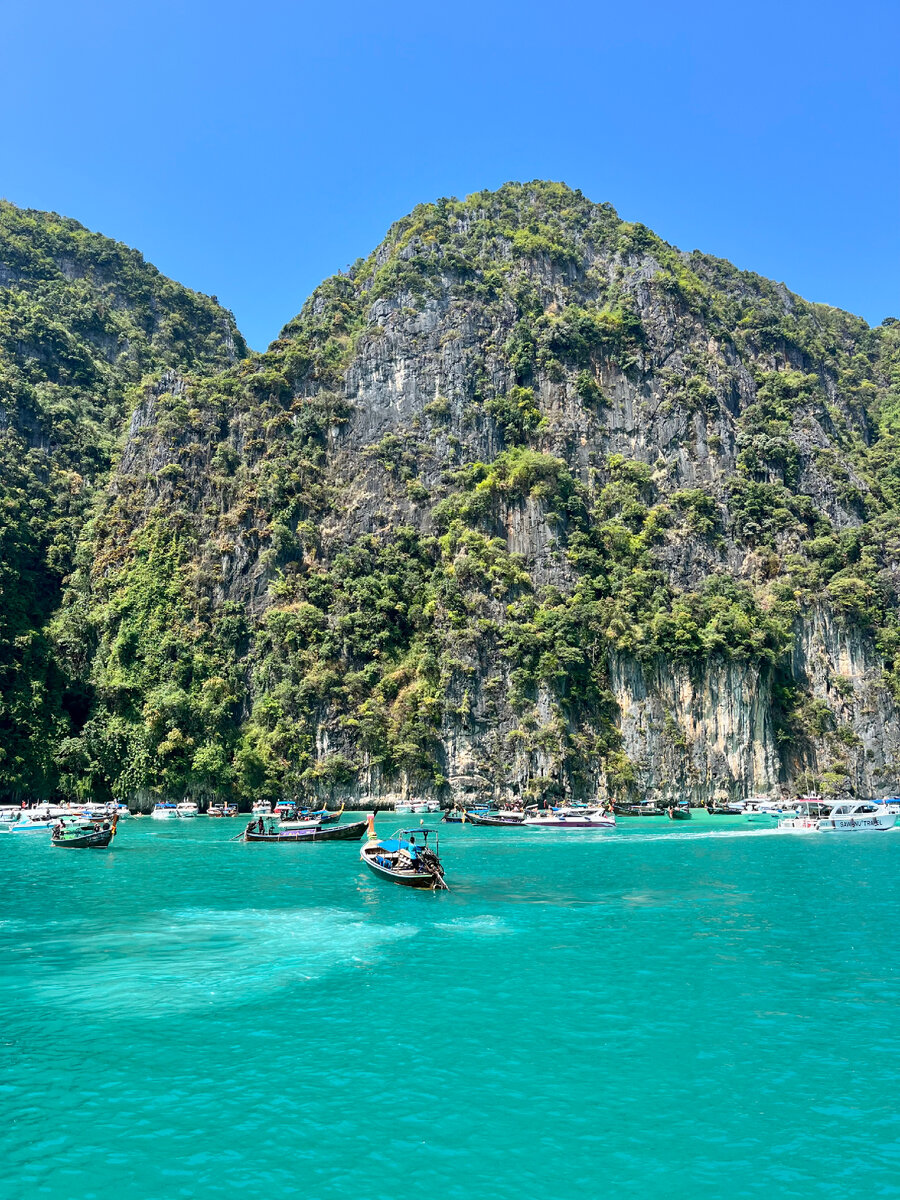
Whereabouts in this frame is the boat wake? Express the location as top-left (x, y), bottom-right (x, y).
top-left (28, 906), bottom-right (418, 1016)
top-left (605, 826), bottom-right (787, 844)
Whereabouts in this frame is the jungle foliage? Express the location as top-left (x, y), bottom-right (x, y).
top-left (2, 185), bottom-right (900, 802)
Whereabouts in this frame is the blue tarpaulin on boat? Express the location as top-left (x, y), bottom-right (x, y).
top-left (374, 839), bottom-right (416, 855)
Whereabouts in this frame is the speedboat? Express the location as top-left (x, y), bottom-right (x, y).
top-left (409, 799), bottom-right (440, 813)
top-left (524, 807), bottom-right (615, 829)
top-left (150, 802), bottom-right (180, 820)
top-left (778, 799), bottom-right (895, 833)
top-left (251, 800), bottom-right (273, 815)
top-left (818, 800), bottom-right (895, 833)
top-left (745, 797), bottom-right (785, 824)
top-left (175, 800), bottom-right (199, 818)
top-left (360, 819), bottom-right (448, 889)
top-left (2, 812), bottom-right (57, 833)
top-left (207, 802), bottom-right (239, 817)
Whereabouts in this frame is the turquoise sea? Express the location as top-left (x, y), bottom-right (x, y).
top-left (2, 814), bottom-right (899, 1199)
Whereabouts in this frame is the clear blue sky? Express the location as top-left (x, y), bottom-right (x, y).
top-left (3, 0), bottom-right (897, 350)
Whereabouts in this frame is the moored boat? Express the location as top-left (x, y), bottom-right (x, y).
top-left (360, 818), bottom-right (448, 889)
top-left (524, 807), bottom-right (615, 829)
top-left (614, 802), bottom-right (664, 816)
top-left (175, 800), bottom-right (199, 818)
top-left (272, 801), bottom-right (343, 824)
top-left (780, 799), bottom-right (896, 834)
top-left (667, 803), bottom-right (691, 820)
top-left (52, 815), bottom-right (117, 848)
top-left (243, 816), bottom-right (367, 842)
top-left (208, 802), bottom-right (239, 817)
top-left (463, 810), bottom-right (526, 826)
top-left (3, 812), bottom-right (58, 832)
top-left (150, 802), bottom-right (179, 820)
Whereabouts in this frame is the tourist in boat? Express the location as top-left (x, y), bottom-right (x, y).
top-left (397, 834), bottom-right (417, 870)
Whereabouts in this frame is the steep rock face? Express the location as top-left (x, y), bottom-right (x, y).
top-left (785, 609), bottom-right (900, 795)
top-left (607, 653), bottom-right (780, 804)
top-left (0, 203), bottom-right (246, 795)
top-left (9, 183), bottom-right (900, 805)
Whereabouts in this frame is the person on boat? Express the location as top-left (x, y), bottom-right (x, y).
top-left (396, 835), bottom-right (418, 871)
top-left (257, 817), bottom-right (264, 833)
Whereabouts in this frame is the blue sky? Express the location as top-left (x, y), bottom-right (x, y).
top-left (2, 0), bottom-right (897, 350)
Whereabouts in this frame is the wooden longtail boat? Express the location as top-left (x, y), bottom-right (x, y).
top-left (360, 818), bottom-right (449, 890)
top-left (463, 810), bottom-right (525, 826)
top-left (242, 817), bottom-right (367, 842)
top-left (52, 815), bottom-right (117, 848)
top-left (667, 805), bottom-right (691, 821)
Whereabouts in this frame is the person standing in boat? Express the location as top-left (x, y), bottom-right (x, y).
top-left (397, 834), bottom-right (417, 871)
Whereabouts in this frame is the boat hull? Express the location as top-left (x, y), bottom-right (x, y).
top-left (360, 852), bottom-right (442, 888)
top-left (819, 814), bottom-right (895, 832)
top-left (243, 819), bottom-right (368, 843)
top-left (464, 811), bottom-right (525, 826)
top-left (667, 809), bottom-right (691, 820)
top-left (52, 830), bottom-right (113, 848)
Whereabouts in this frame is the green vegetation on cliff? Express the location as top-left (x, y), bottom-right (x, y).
top-left (0, 202), bottom-right (245, 794)
top-left (2, 185), bottom-right (899, 803)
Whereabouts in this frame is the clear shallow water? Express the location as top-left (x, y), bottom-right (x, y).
top-left (2, 815), bottom-right (899, 1200)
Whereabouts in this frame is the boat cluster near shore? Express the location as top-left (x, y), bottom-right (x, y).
top-left (2, 792), bottom-right (898, 891)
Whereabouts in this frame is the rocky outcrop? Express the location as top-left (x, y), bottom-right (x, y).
top-left (31, 183), bottom-right (900, 806)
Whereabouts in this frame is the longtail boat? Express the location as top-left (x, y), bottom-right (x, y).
top-left (52, 815), bottom-right (117, 848)
top-left (360, 817), bottom-right (448, 889)
top-left (667, 804), bottom-right (691, 821)
top-left (242, 816), bottom-right (367, 842)
top-left (463, 810), bottom-right (525, 826)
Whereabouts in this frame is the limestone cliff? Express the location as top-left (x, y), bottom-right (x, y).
top-left (8, 183), bottom-right (900, 805)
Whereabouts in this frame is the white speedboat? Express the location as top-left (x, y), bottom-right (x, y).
top-left (745, 797), bottom-right (786, 824)
top-left (251, 800), bottom-right (273, 815)
top-left (3, 812), bottom-right (57, 832)
top-left (150, 802), bottom-right (180, 820)
top-left (779, 799), bottom-right (895, 833)
top-left (175, 800), bottom-right (199, 818)
top-left (818, 800), bottom-right (895, 833)
top-left (394, 801), bottom-right (413, 814)
top-left (524, 807), bottom-right (616, 829)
